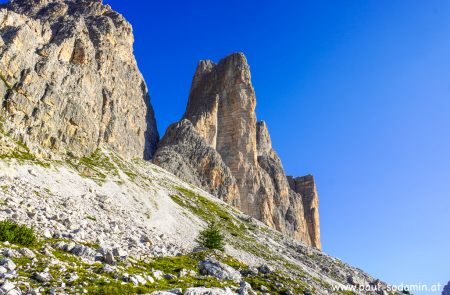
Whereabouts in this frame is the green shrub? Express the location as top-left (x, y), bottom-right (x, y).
top-left (0, 220), bottom-right (37, 246)
top-left (196, 221), bottom-right (225, 251)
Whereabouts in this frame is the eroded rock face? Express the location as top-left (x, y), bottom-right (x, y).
top-left (155, 53), bottom-right (321, 249)
top-left (288, 175), bottom-right (322, 249)
top-left (0, 0), bottom-right (158, 159)
top-left (153, 119), bottom-right (239, 206)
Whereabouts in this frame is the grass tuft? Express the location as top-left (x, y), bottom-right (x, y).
top-left (0, 220), bottom-right (37, 246)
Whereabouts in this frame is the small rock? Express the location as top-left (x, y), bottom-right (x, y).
top-left (104, 250), bottom-right (115, 265)
top-left (112, 247), bottom-right (127, 258)
top-left (164, 273), bottom-right (176, 280)
top-left (240, 267), bottom-right (258, 277)
top-left (0, 281), bottom-right (16, 293)
top-left (2, 248), bottom-right (19, 258)
top-left (141, 235), bottom-right (151, 244)
top-left (129, 275), bottom-right (139, 286)
top-left (178, 268), bottom-right (196, 277)
top-left (0, 266), bottom-right (7, 274)
top-left (146, 275), bottom-right (155, 283)
top-left (166, 288), bottom-right (182, 295)
top-left (130, 274), bottom-right (147, 285)
top-left (184, 287), bottom-right (234, 295)
top-left (34, 272), bottom-right (52, 283)
top-left (71, 244), bottom-right (96, 259)
top-left (19, 248), bottom-right (36, 259)
top-left (65, 242), bottom-right (76, 252)
top-left (347, 275), bottom-right (365, 286)
top-left (257, 264), bottom-right (273, 275)
top-left (2, 270), bottom-right (17, 279)
top-left (152, 270), bottom-right (164, 280)
top-left (102, 264), bottom-right (115, 274)
top-left (68, 273), bottom-right (79, 282)
top-left (0, 258), bottom-right (16, 271)
top-left (238, 281), bottom-right (256, 295)
top-left (43, 229), bottom-right (53, 239)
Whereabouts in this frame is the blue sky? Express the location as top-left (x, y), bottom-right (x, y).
top-left (104, 0), bottom-right (449, 293)
top-left (6, 0), bottom-right (450, 292)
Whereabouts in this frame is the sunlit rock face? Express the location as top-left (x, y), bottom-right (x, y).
top-left (155, 52), bottom-right (321, 249)
top-left (287, 175), bottom-right (322, 249)
top-left (0, 0), bottom-right (159, 159)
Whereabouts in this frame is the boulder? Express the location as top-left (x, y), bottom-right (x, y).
top-left (199, 258), bottom-right (242, 282)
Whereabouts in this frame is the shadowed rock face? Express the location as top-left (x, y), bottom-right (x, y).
top-left (155, 53), bottom-right (321, 249)
top-left (153, 119), bottom-right (239, 206)
top-left (0, 0), bottom-right (158, 159)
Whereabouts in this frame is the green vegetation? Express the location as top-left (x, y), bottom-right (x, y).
top-left (74, 149), bottom-right (118, 182)
top-left (110, 152), bottom-right (138, 181)
top-left (0, 220), bottom-right (37, 246)
top-left (196, 221), bottom-right (225, 251)
top-left (171, 187), bottom-right (276, 258)
top-left (86, 282), bottom-right (149, 295)
top-left (171, 187), bottom-right (317, 293)
top-left (0, 221), bottom-right (313, 294)
top-left (86, 215), bottom-right (97, 222)
top-left (66, 149), bottom-right (143, 185)
top-left (0, 124), bottom-right (50, 168)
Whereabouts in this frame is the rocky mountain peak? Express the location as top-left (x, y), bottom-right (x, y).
top-left (155, 52), bottom-right (322, 249)
top-left (0, 0), bottom-right (158, 159)
top-left (6, 0), bottom-right (116, 20)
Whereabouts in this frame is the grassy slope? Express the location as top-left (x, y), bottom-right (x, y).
top-left (0, 130), bottom-right (380, 294)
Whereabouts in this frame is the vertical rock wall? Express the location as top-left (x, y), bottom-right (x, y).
top-left (155, 53), bottom-right (321, 249)
top-left (288, 175), bottom-right (322, 249)
top-left (0, 0), bottom-right (159, 159)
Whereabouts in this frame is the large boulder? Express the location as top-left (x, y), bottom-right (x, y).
top-left (199, 258), bottom-right (242, 282)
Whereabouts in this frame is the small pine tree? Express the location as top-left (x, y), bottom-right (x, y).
top-left (196, 221), bottom-right (225, 251)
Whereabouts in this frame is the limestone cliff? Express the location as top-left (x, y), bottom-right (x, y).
top-left (153, 119), bottom-right (239, 206)
top-left (288, 175), bottom-right (322, 249)
top-left (154, 53), bottom-right (321, 249)
top-left (0, 0), bottom-right (158, 159)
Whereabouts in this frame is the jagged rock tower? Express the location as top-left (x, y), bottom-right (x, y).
top-left (0, 0), bottom-right (159, 159)
top-left (154, 53), bottom-right (321, 249)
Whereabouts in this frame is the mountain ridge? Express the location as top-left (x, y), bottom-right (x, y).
top-left (0, 0), bottom-right (400, 294)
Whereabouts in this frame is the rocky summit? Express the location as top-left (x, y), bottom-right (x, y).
top-left (0, 0), bottom-right (400, 294)
top-left (154, 53), bottom-right (321, 249)
top-left (0, 0), bottom-right (159, 160)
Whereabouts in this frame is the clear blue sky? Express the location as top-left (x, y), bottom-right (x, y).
top-left (107, 0), bottom-right (449, 293)
top-left (10, 0), bottom-right (450, 292)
